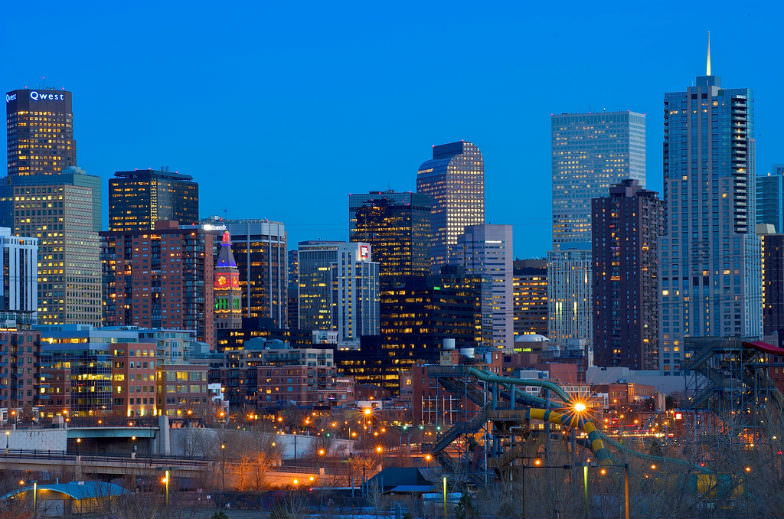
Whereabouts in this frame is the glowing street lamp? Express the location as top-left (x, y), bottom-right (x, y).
top-left (573, 402), bottom-right (587, 413)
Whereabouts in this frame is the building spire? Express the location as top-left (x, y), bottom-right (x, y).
top-left (706, 30), bottom-right (711, 76)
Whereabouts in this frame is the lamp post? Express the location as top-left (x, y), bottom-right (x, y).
top-left (162, 469), bottom-right (170, 518)
top-left (583, 465), bottom-right (589, 519)
top-left (32, 480), bottom-right (38, 519)
top-left (442, 475), bottom-right (447, 519)
top-left (220, 443), bottom-right (226, 492)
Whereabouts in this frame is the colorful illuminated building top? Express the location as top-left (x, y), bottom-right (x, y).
top-left (214, 230), bottom-right (242, 332)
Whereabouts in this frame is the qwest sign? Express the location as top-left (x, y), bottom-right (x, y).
top-left (29, 91), bottom-right (65, 101)
top-left (5, 94), bottom-right (16, 103)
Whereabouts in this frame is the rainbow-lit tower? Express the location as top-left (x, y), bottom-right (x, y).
top-left (214, 230), bottom-right (242, 331)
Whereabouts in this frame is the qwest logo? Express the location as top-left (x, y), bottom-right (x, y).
top-left (5, 94), bottom-right (16, 103)
top-left (30, 91), bottom-right (65, 101)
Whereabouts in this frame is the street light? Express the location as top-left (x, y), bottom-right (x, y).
top-left (161, 470), bottom-right (170, 517)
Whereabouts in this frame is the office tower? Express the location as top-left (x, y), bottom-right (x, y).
top-left (454, 224), bottom-right (514, 351)
top-left (513, 259), bottom-right (548, 337)
top-left (6, 89), bottom-right (76, 176)
top-left (214, 230), bottom-right (242, 331)
top-left (349, 190), bottom-right (431, 284)
top-left (0, 228), bottom-right (37, 324)
top-left (659, 55), bottom-right (762, 374)
top-left (297, 241), bottom-right (379, 347)
top-left (757, 165), bottom-right (784, 232)
top-left (108, 168), bottom-right (199, 232)
top-left (10, 181), bottom-right (101, 325)
top-left (101, 220), bottom-right (216, 345)
top-left (347, 267), bottom-right (483, 393)
top-left (548, 111), bottom-right (646, 345)
top-left (551, 112), bottom-right (646, 248)
top-left (287, 250), bottom-right (299, 330)
top-left (592, 180), bottom-right (664, 370)
top-left (417, 141), bottom-right (484, 270)
top-left (223, 220), bottom-right (287, 328)
top-left (761, 232), bottom-right (784, 341)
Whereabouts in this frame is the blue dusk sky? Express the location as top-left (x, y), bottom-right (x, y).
top-left (2, 1), bottom-right (783, 258)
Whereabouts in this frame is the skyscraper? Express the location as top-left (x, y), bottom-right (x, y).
top-left (6, 89), bottom-right (76, 176)
top-left (592, 179), bottom-right (664, 370)
top-left (109, 169), bottom-right (199, 232)
top-left (756, 165), bottom-right (784, 232)
top-left (513, 259), bottom-right (548, 337)
top-left (349, 190), bottom-right (431, 285)
top-left (223, 220), bottom-right (288, 328)
top-left (551, 112), bottom-right (646, 249)
top-left (417, 141), bottom-right (484, 270)
top-left (454, 224), bottom-right (514, 352)
top-left (548, 111), bottom-right (646, 344)
top-left (214, 230), bottom-right (242, 332)
top-left (11, 182), bottom-right (101, 325)
top-left (659, 52), bottom-right (762, 374)
top-left (297, 241), bottom-right (379, 346)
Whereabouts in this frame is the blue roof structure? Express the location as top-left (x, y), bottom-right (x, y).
top-left (2, 481), bottom-right (130, 501)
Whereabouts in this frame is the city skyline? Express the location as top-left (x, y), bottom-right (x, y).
top-left (3, 3), bottom-right (783, 258)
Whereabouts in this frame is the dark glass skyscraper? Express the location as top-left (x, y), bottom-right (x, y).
top-left (349, 190), bottom-right (431, 285)
top-left (224, 220), bottom-right (288, 329)
top-left (417, 141), bottom-right (484, 271)
top-left (757, 165), bottom-right (784, 233)
top-left (592, 179), bottom-right (663, 370)
top-left (109, 169), bottom-right (199, 232)
top-left (6, 89), bottom-right (76, 176)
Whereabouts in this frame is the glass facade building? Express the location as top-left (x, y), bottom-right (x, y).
top-left (109, 169), bottom-right (199, 232)
top-left (551, 112), bottom-right (646, 249)
top-left (453, 224), bottom-right (514, 352)
top-left (349, 190), bottom-right (431, 285)
top-left (548, 111), bottom-right (646, 345)
top-left (0, 227), bottom-right (38, 324)
top-left (659, 71), bottom-right (762, 374)
top-left (756, 165), bottom-right (784, 233)
top-left (296, 240), bottom-right (379, 347)
top-left (6, 89), bottom-right (76, 176)
top-left (513, 259), bottom-right (548, 337)
top-left (417, 141), bottom-right (484, 271)
top-left (224, 220), bottom-right (288, 329)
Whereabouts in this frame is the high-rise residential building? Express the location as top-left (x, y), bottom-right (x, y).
top-left (333, 242), bottom-right (380, 346)
top-left (551, 112), bottom-right (646, 249)
top-left (349, 190), bottom-right (431, 285)
top-left (223, 220), bottom-right (287, 328)
top-left (757, 165), bottom-right (784, 232)
top-left (108, 169), bottom-right (199, 232)
top-left (659, 55), bottom-right (762, 375)
top-left (0, 328), bottom-right (41, 412)
top-left (417, 141), bottom-right (484, 270)
top-left (454, 224), bottom-right (514, 352)
top-left (101, 220), bottom-right (216, 346)
top-left (547, 249), bottom-right (592, 342)
top-left (6, 89), bottom-right (76, 176)
top-left (548, 111), bottom-right (646, 346)
top-left (8, 181), bottom-right (101, 325)
top-left (513, 259), bottom-right (548, 337)
top-left (592, 180), bottom-right (664, 370)
top-left (287, 250), bottom-right (299, 330)
top-left (297, 241), bottom-right (379, 347)
top-left (214, 230), bottom-right (242, 332)
top-left (761, 232), bottom-right (784, 341)
top-left (0, 228), bottom-right (38, 324)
